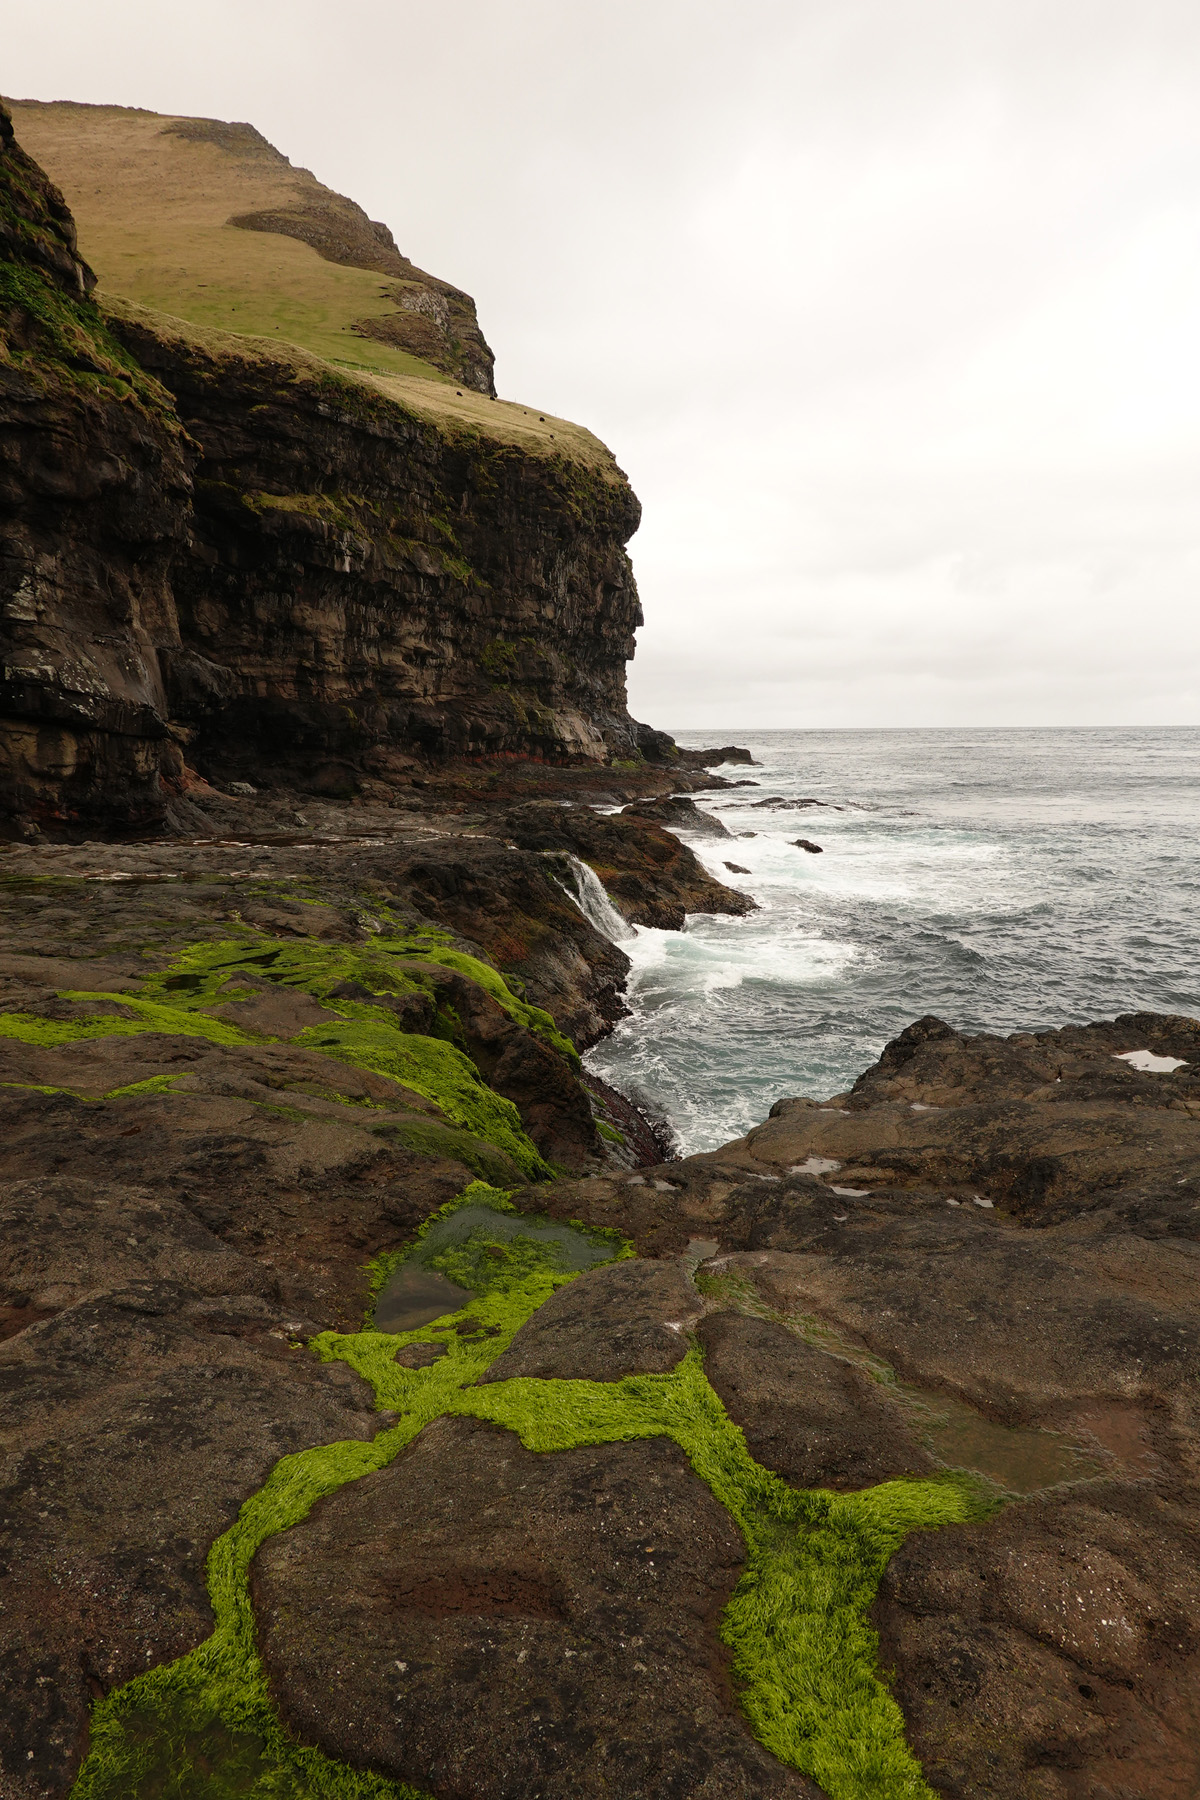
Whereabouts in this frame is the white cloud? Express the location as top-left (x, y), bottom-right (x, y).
top-left (6, 0), bottom-right (1199, 725)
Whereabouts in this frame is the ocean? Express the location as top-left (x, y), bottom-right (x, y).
top-left (583, 726), bottom-right (1200, 1155)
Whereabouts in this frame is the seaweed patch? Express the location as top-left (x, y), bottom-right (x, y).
top-left (69, 1184), bottom-right (994, 1800)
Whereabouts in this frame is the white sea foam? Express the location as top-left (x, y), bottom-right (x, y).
top-left (584, 727), bottom-right (1200, 1156)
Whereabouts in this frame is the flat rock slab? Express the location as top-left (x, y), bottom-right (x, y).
top-left (696, 1311), bottom-right (936, 1490)
top-left (873, 1480), bottom-right (1200, 1799)
top-left (254, 1415), bottom-right (821, 1800)
top-left (480, 1258), bottom-right (702, 1384)
top-left (726, 1236), bottom-right (1200, 1429)
top-left (0, 1179), bottom-right (382, 1800)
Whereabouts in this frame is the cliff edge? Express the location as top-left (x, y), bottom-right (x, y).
top-left (0, 103), bottom-right (662, 836)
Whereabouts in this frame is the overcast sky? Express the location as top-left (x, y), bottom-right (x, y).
top-left (8, 1), bottom-right (1200, 729)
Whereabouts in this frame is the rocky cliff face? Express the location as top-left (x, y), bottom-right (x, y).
top-left (0, 107), bottom-right (192, 832)
top-left (0, 107), bottom-right (655, 836)
top-left (114, 305), bottom-right (645, 789)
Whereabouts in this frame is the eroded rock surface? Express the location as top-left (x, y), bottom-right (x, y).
top-left (254, 1415), bottom-right (819, 1800)
top-left (874, 1483), bottom-right (1200, 1800)
top-left (0, 1178), bottom-right (383, 1800)
top-left (696, 1311), bottom-right (936, 1490)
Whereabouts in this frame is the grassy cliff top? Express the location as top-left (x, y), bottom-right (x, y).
top-left (106, 294), bottom-right (623, 475)
top-left (4, 98), bottom-right (607, 468)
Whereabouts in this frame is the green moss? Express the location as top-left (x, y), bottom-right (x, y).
top-left (243, 489), bottom-right (359, 531)
top-left (369, 1117), bottom-right (523, 1186)
top-left (0, 255), bottom-right (177, 421)
top-left (595, 1118), bottom-right (626, 1145)
top-left (104, 1074), bottom-right (187, 1098)
top-left (70, 1183), bottom-right (989, 1800)
top-left (479, 637), bottom-right (519, 679)
top-left (0, 996), bottom-right (255, 1050)
top-left (154, 927), bottom-right (578, 1065)
top-left (296, 1017), bottom-right (547, 1177)
top-left (451, 1352), bottom-right (995, 1798)
top-left (0, 927), bottom-right (571, 1178)
top-left (71, 1184), bottom-right (600, 1800)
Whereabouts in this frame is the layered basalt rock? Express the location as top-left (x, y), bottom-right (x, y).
top-left (0, 109), bottom-right (667, 837)
top-left (0, 105), bottom-right (192, 834)
top-left (113, 303), bottom-right (647, 783)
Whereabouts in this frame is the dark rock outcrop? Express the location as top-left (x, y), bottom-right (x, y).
top-left (0, 109), bottom-right (665, 837)
top-left (0, 104), bottom-right (192, 835)
top-left (502, 800), bottom-right (755, 930)
top-left (620, 795), bottom-right (734, 839)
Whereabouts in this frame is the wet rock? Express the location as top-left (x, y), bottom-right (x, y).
top-left (619, 797), bottom-right (734, 840)
top-left (480, 1258), bottom-right (702, 1384)
top-left (0, 1179), bottom-right (382, 1798)
top-left (724, 861), bottom-right (751, 874)
top-left (791, 840), bottom-right (823, 854)
top-left (501, 802), bottom-right (755, 931)
top-left (873, 1481), bottom-right (1200, 1799)
top-left (253, 1417), bottom-right (820, 1800)
top-left (696, 1312), bottom-right (935, 1490)
top-left (729, 1014), bottom-right (1200, 1238)
top-left (672, 744), bottom-right (757, 767)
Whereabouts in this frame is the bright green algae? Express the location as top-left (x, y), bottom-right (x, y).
top-left (0, 928), bottom-right (560, 1178)
top-left (69, 1184), bottom-right (995, 1800)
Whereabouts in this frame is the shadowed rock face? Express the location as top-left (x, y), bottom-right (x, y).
top-left (0, 104), bottom-right (192, 835)
top-left (113, 304), bottom-right (648, 785)
top-left (0, 110), bottom-right (658, 836)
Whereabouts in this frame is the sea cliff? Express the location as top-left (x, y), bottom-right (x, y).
top-left (0, 100), bottom-right (660, 838)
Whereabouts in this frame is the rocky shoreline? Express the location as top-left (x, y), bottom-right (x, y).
top-left (3, 769), bottom-right (1198, 1799)
top-left (3, 98), bottom-right (1199, 1800)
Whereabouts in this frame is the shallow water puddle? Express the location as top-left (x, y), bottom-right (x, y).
top-left (373, 1203), bottom-right (615, 1331)
top-left (374, 1265), bottom-right (472, 1332)
top-left (704, 1268), bottom-right (1107, 1495)
top-left (909, 1389), bottom-right (1104, 1493)
top-left (1115, 1048), bottom-right (1188, 1073)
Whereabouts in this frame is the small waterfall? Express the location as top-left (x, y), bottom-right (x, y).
top-left (557, 854), bottom-right (637, 943)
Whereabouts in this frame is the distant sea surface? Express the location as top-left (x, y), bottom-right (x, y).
top-left (584, 727), bottom-right (1200, 1155)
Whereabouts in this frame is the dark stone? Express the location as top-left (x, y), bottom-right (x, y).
top-left (873, 1482), bottom-right (1200, 1799)
top-left (0, 1180), bottom-right (382, 1798)
top-left (620, 797), bottom-right (733, 840)
top-left (502, 802), bottom-right (755, 931)
top-left (480, 1258), bottom-right (702, 1384)
top-left (253, 1418), bottom-right (821, 1800)
top-left (696, 1312), bottom-right (935, 1490)
top-left (791, 840), bottom-right (823, 854)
